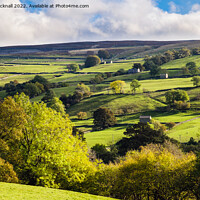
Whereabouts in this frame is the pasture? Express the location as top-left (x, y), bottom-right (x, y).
top-left (0, 182), bottom-right (117, 200)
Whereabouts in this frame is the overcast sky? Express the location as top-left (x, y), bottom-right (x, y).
top-left (1, 0), bottom-right (200, 47)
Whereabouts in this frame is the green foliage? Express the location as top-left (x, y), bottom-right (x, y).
top-left (165, 89), bottom-right (190, 106)
top-left (91, 144), bottom-right (118, 164)
top-left (93, 107), bottom-right (116, 130)
top-left (166, 122), bottom-right (176, 129)
top-left (41, 89), bottom-right (56, 104)
top-left (98, 50), bottom-right (110, 59)
top-left (116, 122), bottom-right (173, 155)
top-left (186, 62), bottom-right (199, 75)
top-left (85, 55), bottom-right (101, 68)
top-left (0, 158), bottom-right (18, 183)
top-left (132, 63), bottom-right (144, 71)
top-left (83, 143), bottom-right (196, 200)
top-left (68, 64), bottom-right (79, 72)
top-left (1, 93), bottom-right (95, 189)
top-left (110, 80), bottom-right (126, 94)
top-left (31, 75), bottom-right (50, 90)
top-left (192, 47), bottom-right (200, 55)
top-left (0, 96), bottom-right (26, 167)
top-left (48, 97), bottom-right (66, 115)
top-left (151, 119), bottom-right (167, 134)
top-left (192, 76), bottom-right (200, 87)
top-left (130, 79), bottom-right (141, 93)
top-left (76, 83), bottom-right (91, 98)
top-left (112, 143), bottom-right (195, 200)
top-left (174, 100), bottom-right (191, 110)
top-left (150, 65), bottom-right (161, 76)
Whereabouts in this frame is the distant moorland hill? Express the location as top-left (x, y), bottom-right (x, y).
top-left (1, 40), bottom-right (200, 59)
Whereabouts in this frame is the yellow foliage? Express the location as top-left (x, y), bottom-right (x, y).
top-left (110, 80), bottom-right (126, 94)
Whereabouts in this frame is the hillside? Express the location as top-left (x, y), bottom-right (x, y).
top-left (1, 40), bottom-right (200, 59)
top-left (0, 182), bottom-right (117, 200)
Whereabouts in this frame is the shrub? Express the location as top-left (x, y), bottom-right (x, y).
top-left (166, 122), bottom-right (176, 129)
top-left (77, 112), bottom-right (87, 120)
top-left (0, 157), bottom-right (18, 183)
top-left (174, 100), bottom-right (191, 110)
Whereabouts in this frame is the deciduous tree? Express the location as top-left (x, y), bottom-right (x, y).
top-left (130, 79), bottom-right (141, 94)
top-left (85, 55), bottom-right (101, 68)
top-left (93, 107), bottom-right (116, 130)
top-left (110, 80), bottom-right (126, 94)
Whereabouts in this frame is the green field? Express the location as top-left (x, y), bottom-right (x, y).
top-left (0, 65), bottom-right (67, 73)
top-left (85, 127), bottom-right (126, 147)
top-left (81, 62), bottom-right (134, 73)
top-left (168, 117), bottom-right (200, 142)
top-left (0, 182), bottom-right (117, 200)
top-left (161, 55), bottom-right (200, 69)
top-left (67, 94), bottom-right (165, 117)
top-left (139, 78), bottom-right (193, 92)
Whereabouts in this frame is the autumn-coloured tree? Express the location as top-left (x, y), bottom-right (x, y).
top-left (110, 80), bottom-right (126, 94)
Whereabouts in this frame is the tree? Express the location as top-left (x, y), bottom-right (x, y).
top-left (1, 93), bottom-right (95, 189)
top-left (0, 157), bottom-right (18, 183)
top-left (41, 90), bottom-right (56, 105)
top-left (186, 62), bottom-right (199, 75)
top-left (112, 144), bottom-right (195, 200)
top-left (91, 144), bottom-right (117, 164)
top-left (85, 55), bottom-right (101, 68)
top-left (0, 96), bottom-right (27, 168)
top-left (98, 50), bottom-right (110, 59)
top-left (31, 75), bottom-right (50, 90)
top-left (24, 83), bottom-right (42, 98)
top-left (93, 107), bottom-right (116, 130)
top-left (75, 83), bottom-right (91, 98)
top-left (165, 89), bottom-right (190, 106)
top-left (143, 60), bottom-right (155, 71)
top-left (48, 97), bottom-right (66, 115)
top-left (110, 80), bottom-right (126, 94)
top-left (68, 64), bottom-right (79, 72)
top-left (130, 79), bottom-right (141, 94)
top-left (116, 122), bottom-right (174, 156)
top-left (150, 65), bottom-right (161, 76)
top-left (132, 63), bottom-right (144, 71)
top-left (192, 48), bottom-right (200, 55)
top-left (164, 50), bottom-right (175, 62)
top-left (192, 76), bottom-right (200, 87)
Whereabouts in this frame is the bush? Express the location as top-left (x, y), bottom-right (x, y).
top-left (174, 100), bottom-right (191, 110)
top-left (82, 143), bottom-right (196, 200)
top-left (91, 144), bottom-right (118, 164)
top-left (77, 112), bottom-right (87, 120)
top-left (166, 122), bottom-right (176, 129)
top-left (0, 157), bottom-right (18, 183)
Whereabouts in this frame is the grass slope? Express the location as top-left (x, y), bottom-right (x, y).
top-left (161, 55), bottom-right (200, 70)
top-left (0, 182), bottom-right (117, 200)
top-left (67, 94), bottom-right (165, 117)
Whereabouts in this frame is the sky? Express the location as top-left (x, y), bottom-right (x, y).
top-left (0, 0), bottom-right (200, 46)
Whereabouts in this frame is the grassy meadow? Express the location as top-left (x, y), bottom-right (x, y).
top-left (0, 182), bottom-right (117, 200)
